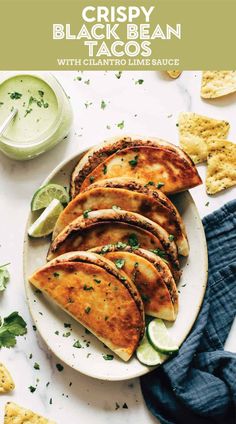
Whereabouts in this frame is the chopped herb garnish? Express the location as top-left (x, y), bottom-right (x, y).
top-left (64, 323), bottom-right (71, 328)
top-left (0, 263), bottom-right (10, 292)
top-left (101, 244), bottom-right (112, 253)
top-left (103, 354), bottom-right (114, 360)
top-left (9, 92), bottom-right (22, 100)
top-left (176, 123), bottom-right (179, 127)
top-left (168, 234), bottom-right (175, 242)
top-left (0, 311), bottom-right (27, 348)
top-left (84, 79), bottom-right (90, 85)
top-left (205, 202), bottom-right (209, 207)
top-left (73, 340), bottom-right (82, 348)
top-left (103, 164), bottom-right (107, 174)
top-left (145, 181), bottom-right (155, 187)
top-left (29, 353), bottom-right (33, 359)
top-left (49, 398), bottom-right (53, 405)
top-left (128, 155), bottom-right (138, 167)
top-left (101, 100), bottom-right (107, 110)
top-left (46, 382), bottom-right (50, 387)
top-left (28, 386), bottom-right (36, 393)
top-left (105, 316), bottom-right (109, 321)
top-left (56, 363), bottom-right (64, 372)
top-left (157, 182), bottom-right (165, 189)
top-left (32, 325), bottom-right (37, 331)
top-left (151, 249), bottom-right (169, 263)
top-left (89, 176), bottom-right (95, 183)
top-left (135, 79), bottom-right (144, 85)
top-left (141, 294), bottom-right (150, 303)
top-left (85, 306), bottom-right (91, 314)
top-left (115, 71), bottom-right (122, 79)
top-left (34, 362), bottom-right (40, 370)
top-left (117, 120), bottom-right (124, 129)
top-left (63, 332), bottom-right (71, 337)
top-left (24, 108), bottom-right (32, 117)
top-left (115, 259), bottom-right (125, 269)
top-left (85, 101), bottom-right (92, 108)
top-left (128, 233), bottom-right (139, 249)
top-left (53, 272), bottom-right (60, 278)
top-left (116, 241), bottom-right (127, 249)
top-left (55, 331), bottom-right (59, 335)
top-left (94, 278), bottom-right (101, 284)
top-left (38, 90), bottom-right (44, 97)
top-left (77, 76), bottom-right (82, 81)
top-left (0, 102), bottom-right (4, 106)
top-left (83, 209), bottom-right (92, 218)
top-left (83, 285), bottom-right (94, 291)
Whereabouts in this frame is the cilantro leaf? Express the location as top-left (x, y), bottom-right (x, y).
top-left (101, 100), bottom-right (107, 110)
top-left (0, 312), bottom-right (27, 348)
top-left (128, 155), bottom-right (138, 167)
top-left (0, 263), bottom-right (10, 292)
top-left (128, 234), bottom-right (139, 249)
top-left (117, 120), bottom-right (124, 130)
top-left (115, 259), bottom-right (125, 269)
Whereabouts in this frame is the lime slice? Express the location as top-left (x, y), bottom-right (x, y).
top-left (31, 184), bottom-right (69, 211)
top-left (147, 318), bottom-right (179, 354)
top-left (28, 199), bottom-right (63, 238)
top-left (136, 334), bottom-right (166, 366)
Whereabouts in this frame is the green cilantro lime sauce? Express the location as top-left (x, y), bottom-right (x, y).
top-left (0, 75), bottom-right (58, 143)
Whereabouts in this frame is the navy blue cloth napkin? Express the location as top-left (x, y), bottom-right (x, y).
top-left (141, 199), bottom-right (236, 424)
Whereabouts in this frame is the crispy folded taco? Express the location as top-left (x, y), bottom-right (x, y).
top-left (70, 136), bottom-right (201, 197)
top-left (79, 146), bottom-right (201, 194)
top-left (90, 244), bottom-right (177, 320)
top-left (53, 178), bottom-right (189, 256)
top-left (29, 251), bottom-right (145, 361)
top-left (48, 209), bottom-right (180, 281)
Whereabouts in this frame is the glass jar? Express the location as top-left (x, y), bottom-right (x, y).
top-left (0, 72), bottom-right (73, 160)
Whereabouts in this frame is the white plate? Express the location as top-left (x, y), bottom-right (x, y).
top-left (23, 150), bottom-right (208, 381)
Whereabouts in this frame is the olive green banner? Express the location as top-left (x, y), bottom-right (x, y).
top-left (0, 0), bottom-right (236, 70)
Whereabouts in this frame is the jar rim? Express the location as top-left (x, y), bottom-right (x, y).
top-left (0, 71), bottom-right (66, 148)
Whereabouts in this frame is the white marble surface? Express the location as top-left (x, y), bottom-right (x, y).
top-left (0, 71), bottom-right (235, 424)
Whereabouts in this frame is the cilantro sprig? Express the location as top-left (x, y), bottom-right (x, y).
top-left (0, 312), bottom-right (27, 348)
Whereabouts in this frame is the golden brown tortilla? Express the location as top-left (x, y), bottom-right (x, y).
top-left (70, 136), bottom-right (197, 197)
top-left (53, 180), bottom-right (189, 256)
top-left (80, 146), bottom-right (202, 195)
top-left (29, 252), bottom-right (145, 361)
top-left (48, 209), bottom-right (180, 282)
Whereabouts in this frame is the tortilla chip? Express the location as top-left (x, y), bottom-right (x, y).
top-left (0, 363), bottom-right (15, 393)
top-left (4, 402), bottom-right (56, 424)
top-left (206, 139), bottom-right (236, 194)
top-left (201, 71), bottom-right (236, 98)
top-left (179, 112), bottom-right (230, 163)
top-left (167, 71), bottom-right (181, 79)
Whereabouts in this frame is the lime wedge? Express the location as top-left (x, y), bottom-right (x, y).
top-left (136, 334), bottom-right (166, 366)
top-left (28, 199), bottom-right (63, 238)
top-left (147, 319), bottom-right (179, 355)
top-left (31, 184), bottom-right (69, 211)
